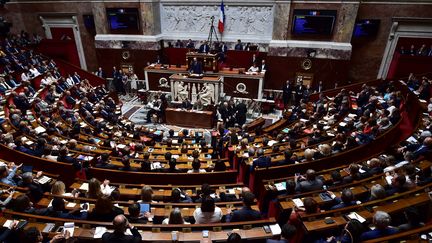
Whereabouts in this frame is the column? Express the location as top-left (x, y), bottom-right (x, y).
top-left (139, 0), bottom-right (161, 35)
top-left (91, 2), bottom-right (108, 35)
top-left (272, 1), bottom-right (292, 40)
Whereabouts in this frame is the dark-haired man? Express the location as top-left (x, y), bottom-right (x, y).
top-left (226, 192), bottom-right (261, 222)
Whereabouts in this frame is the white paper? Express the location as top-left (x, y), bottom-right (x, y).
top-left (292, 198), bottom-right (304, 207)
top-left (347, 212), bottom-right (366, 223)
top-left (269, 224), bottom-right (281, 235)
top-left (37, 176), bottom-right (51, 184)
top-left (34, 126), bottom-right (46, 134)
top-left (63, 222), bottom-right (75, 236)
top-left (93, 227), bottom-right (107, 239)
top-left (3, 220), bottom-right (13, 228)
top-left (79, 183), bottom-right (89, 191)
top-left (66, 202), bottom-right (76, 208)
top-left (275, 183), bottom-right (286, 191)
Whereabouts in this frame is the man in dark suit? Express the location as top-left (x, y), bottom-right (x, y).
top-left (226, 192), bottom-right (261, 222)
top-left (295, 81), bottom-right (306, 105)
top-left (189, 58), bottom-right (203, 74)
top-left (199, 41), bottom-right (210, 53)
top-left (220, 42), bottom-right (228, 53)
top-left (181, 98), bottom-right (192, 110)
top-left (282, 80), bottom-right (292, 107)
top-left (186, 39), bottom-right (195, 49)
top-left (295, 169), bottom-right (324, 193)
top-left (102, 214), bottom-right (142, 243)
top-left (234, 39), bottom-right (243, 51)
top-left (360, 211), bottom-right (398, 241)
top-left (235, 101), bottom-right (247, 126)
top-left (251, 148), bottom-right (271, 171)
top-left (65, 91), bottom-right (76, 108)
top-left (260, 59), bottom-right (267, 72)
top-left (400, 136), bottom-right (432, 159)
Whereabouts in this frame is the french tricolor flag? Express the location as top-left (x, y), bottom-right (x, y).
top-left (218, 0), bottom-right (225, 33)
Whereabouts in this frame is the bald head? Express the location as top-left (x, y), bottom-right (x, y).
top-left (423, 137), bottom-right (432, 147)
top-left (113, 214), bottom-right (128, 233)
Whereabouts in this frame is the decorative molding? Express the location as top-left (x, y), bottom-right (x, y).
top-left (378, 20), bottom-right (432, 79)
top-left (268, 40), bottom-right (352, 60)
top-left (39, 15), bottom-right (88, 70)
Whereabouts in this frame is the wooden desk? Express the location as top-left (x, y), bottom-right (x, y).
top-left (165, 108), bottom-right (214, 129)
top-left (144, 65), bottom-right (264, 99)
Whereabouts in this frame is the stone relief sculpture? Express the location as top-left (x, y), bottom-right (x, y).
top-left (162, 5), bottom-right (273, 37)
top-left (198, 83), bottom-right (214, 105)
top-left (177, 81), bottom-right (189, 101)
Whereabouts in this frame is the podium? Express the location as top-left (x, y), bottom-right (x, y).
top-left (186, 52), bottom-right (218, 72)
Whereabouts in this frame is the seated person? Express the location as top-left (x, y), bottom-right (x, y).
top-left (386, 174), bottom-right (414, 195)
top-left (226, 192), bottom-right (261, 222)
top-left (295, 169), bottom-right (324, 193)
top-left (398, 207), bottom-right (424, 231)
top-left (18, 172), bottom-right (44, 202)
top-left (127, 203), bottom-right (150, 224)
top-left (251, 148), bottom-right (271, 171)
top-left (368, 184), bottom-right (387, 201)
top-left (88, 196), bottom-right (124, 222)
top-left (162, 208), bottom-right (190, 224)
top-left (0, 163), bottom-right (21, 186)
top-left (170, 188), bottom-right (193, 203)
top-left (102, 214), bottom-right (142, 243)
top-left (193, 196), bottom-right (222, 224)
top-left (47, 197), bottom-right (87, 220)
top-left (194, 183), bottom-right (221, 203)
top-left (343, 163), bottom-right (368, 183)
top-left (360, 211), bottom-right (398, 241)
top-left (329, 188), bottom-right (357, 210)
top-left (187, 159), bottom-right (206, 173)
top-left (13, 194), bottom-right (48, 215)
top-left (248, 63), bottom-right (259, 73)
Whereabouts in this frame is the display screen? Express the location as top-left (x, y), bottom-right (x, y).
top-left (292, 10), bottom-right (337, 36)
top-left (107, 8), bottom-right (139, 31)
top-left (353, 19), bottom-right (380, 38)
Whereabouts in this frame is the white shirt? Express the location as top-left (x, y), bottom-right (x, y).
top-left (29, 68), bottom-right (40, 77)
top-left (193, 207), bottom-right (223, 224)
top-left (66, 77), bottom-right (74, 87)
top-left (21, 72), bottom-right (29, 82)
top-left (41, 78), bottom-right (51, 86)
top-left (248, 66), bottom-right (259, 72)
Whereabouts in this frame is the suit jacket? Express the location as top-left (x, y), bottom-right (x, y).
top-left (102, 227), bottom-right (142, 243)
top-left (189, 61), bottom-right (203, 74)
top-left (199, 44), bottom-right (210, 53)
top-left (295, 178), bottom-right (324, 192)
top-left (252, 156), bottom-right (271, 171)
top-left (226, 206), bottom-right (261, 222)
top-left (360, 228), bottom-right (399, 241)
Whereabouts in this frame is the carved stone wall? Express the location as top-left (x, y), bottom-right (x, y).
top-left (160, 4), bottom-right (273, 42)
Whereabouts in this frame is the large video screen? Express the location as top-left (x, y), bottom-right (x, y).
top-left (292, 9), bottom-right (337, 36)
top-left (353, 19), bottom-right (380, 38)
top-left (107, 8), bottom-right (139, 31)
